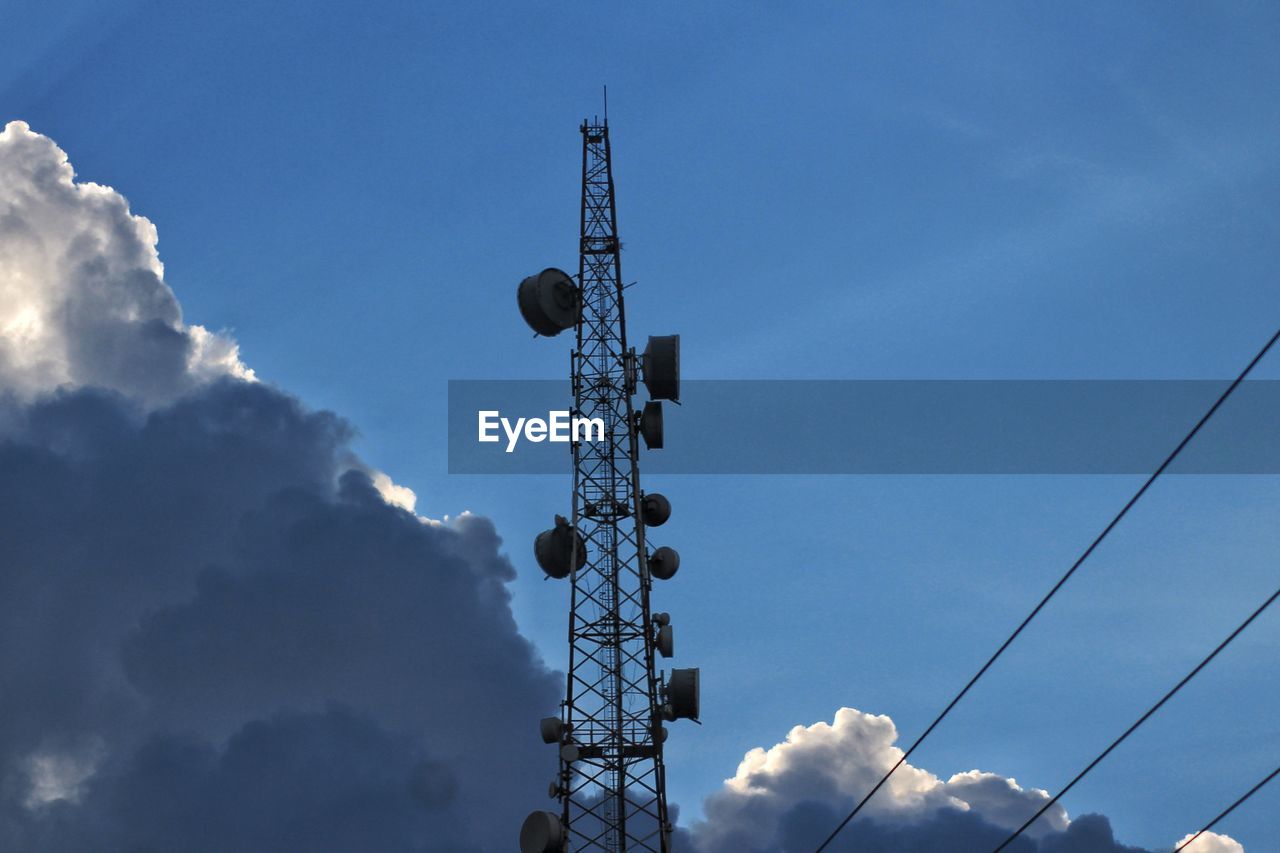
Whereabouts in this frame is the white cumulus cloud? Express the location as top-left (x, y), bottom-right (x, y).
top-left (0, 120), bottom-right (253, 405)
top-left (694, 707), bottom-right (1068, 850)
top-left (1176, 832), bottom-right (1245, 853)
top-left (369, 469), bottom-right (418, 513)
top-left (690, 707), bottom-right (1247, 852)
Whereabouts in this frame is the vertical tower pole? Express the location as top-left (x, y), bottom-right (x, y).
top-left (560, 117), bottom-right (670, 852)
top-left (520, 114), bottom-right (695, 853)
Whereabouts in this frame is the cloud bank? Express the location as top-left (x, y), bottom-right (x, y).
top-left (686, 708), bottom-right (1243, 853)
top-left (0, 120), bottom-right (1248, 852)
top-left (0, 120), bottom-right (560, 851)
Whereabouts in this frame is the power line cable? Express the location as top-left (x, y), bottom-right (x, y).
top-left (1174, 764), bottom-right (1280, 852)
top-left (813, 326), bottom-right (1280, 853)
top-left (993, 584), bottom-right (1280, 850)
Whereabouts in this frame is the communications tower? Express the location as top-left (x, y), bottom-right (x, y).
top-left (516, 115), bottom-right (699, 852)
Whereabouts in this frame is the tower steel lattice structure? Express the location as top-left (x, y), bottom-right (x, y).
top-left (560, 118), bottom-right (668, 852)
top-left (518, 115), bottom-right (696, 853)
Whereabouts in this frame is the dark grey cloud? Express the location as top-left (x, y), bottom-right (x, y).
top-left (0, 119), bottom-right (573, 850)
top-left (734, 805), bottom-right (1148, 853)
top-left (0, 380), bottom-right (561, 851)
top-left (31, 707), bottom-right (476, 853)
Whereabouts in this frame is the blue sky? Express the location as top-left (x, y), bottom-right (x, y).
top-left (4, 1), bottom-right (1279, 848)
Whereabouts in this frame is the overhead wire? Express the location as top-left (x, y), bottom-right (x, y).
top-left (813, 325), bottom-right (1280, 853)
top-left (992, 583), bottom-right (1280, 850)
top-left (1174, 764), bottom-right (1280, 852)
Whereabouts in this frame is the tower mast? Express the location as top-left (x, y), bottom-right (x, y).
top-left (568, 114), bottom-right (664, 850)
top-left (518, 116), bottom-right (698, 853)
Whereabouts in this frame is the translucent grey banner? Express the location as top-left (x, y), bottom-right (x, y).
top-left (447, 380), bottom-right (1280, 474)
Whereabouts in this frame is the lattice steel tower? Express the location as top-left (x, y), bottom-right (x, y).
top-left (517, 115), bottom-right (699, 853)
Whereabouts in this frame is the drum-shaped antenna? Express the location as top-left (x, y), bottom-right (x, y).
top-left (520, 810), bottom-right (566, 853)
top-left (539, 716), bottom-right (563, 745)
top-left (657, 624), bottom-right (674, 658)
top-left (638, 401), bottom-right (664, 450)
top-left (533, 515), bottom-right (586, 579)
top-left (667, 668), bottom-right (700, 721)
top-left (517, 268), bottom-right (579, 337)
top-left (642, 335), bottom-right (680, 401)
top-left (641, 493), bottom-right (671, 527)
top-left (648, 546), bottom-right (680, 580)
